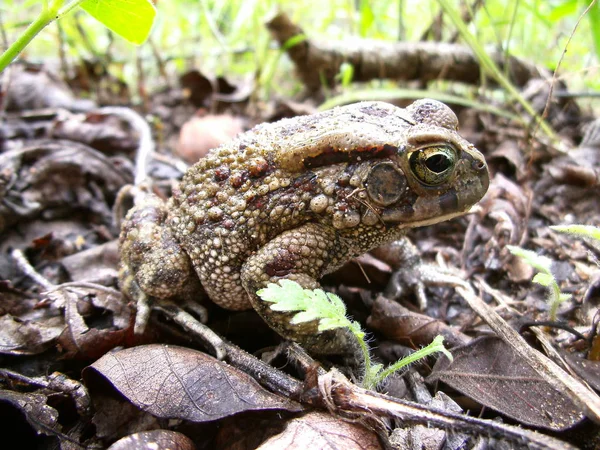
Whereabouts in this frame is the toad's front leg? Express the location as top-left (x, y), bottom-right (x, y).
top-left (119, 194), bottom-right (202, 333)
top-left (241, 223), bottom-right (358, 356)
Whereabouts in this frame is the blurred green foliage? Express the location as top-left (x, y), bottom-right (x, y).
top-left (0, 0), bottom-right (597, 101)
top-left (0, 0), bottom-right (155, 72)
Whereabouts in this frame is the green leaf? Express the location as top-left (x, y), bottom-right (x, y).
top-left (335, 62), bottom-right (354, 87)
top-left (587, 0), bottom-right (600, 59)
top-left (551, 224), bottom-right (600, 242)
top-left (506, 245), bottom-right (553, 274)
top-left (549, 0), bottom-right (579, 21)
top-left (290, 310), bottom-right (322, 324)
top-left (282, 33), bottom-right (307, 50)
top-left (257, 280), bottom-right (353, 332)
top-left (316, 317), bottom-right (349, 331)
top-left (359, 0), bottom-right (375, 36)
top-left (257, 279), bottom-right (306, 312)
top-left (533, 272), bottom-right (554, 287)
top-left (559, 293), bottom-right (572, 302)
top-left (80, 0), bottom-right (156, 45)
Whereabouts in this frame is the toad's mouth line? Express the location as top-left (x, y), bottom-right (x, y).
top-left (391, 209), bottom-right (472, 229)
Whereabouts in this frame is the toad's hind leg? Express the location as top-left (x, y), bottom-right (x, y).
top-left (119, 194), bottom-right (200, 334)
top-left (241, 223), bottom-right (359, 356)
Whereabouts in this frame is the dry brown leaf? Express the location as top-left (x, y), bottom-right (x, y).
top-left (54, 286), bottom-right (131, 359)
top-left (428, 336), bottom-right (585, 430)
top-left (367, 295), bottom-right (469, 349)
top-left (108, 430), bottom-right (196, 450)
top-left (0, 390), bottom-right (60, 438)
top-left (257, 412), bottom-right (382, 450)
top-left (0, 313), bottom-right (64, 355)
top-left (52, 110), bottom-right (140, 154)
top-left (83, 344), bottom-right (302, 422)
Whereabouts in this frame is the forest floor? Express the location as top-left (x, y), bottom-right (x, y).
top-left (1, 12), bottom-right (600, 450)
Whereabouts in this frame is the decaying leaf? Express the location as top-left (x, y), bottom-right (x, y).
top-left (427, 336), bottom-right (585, 430)
top-left (51, 110), bottom-right (140, 154)
top-left (2, 64), bottom-right (95, 112)
top-left (562, 350), bottom-right (600, 392)
top-left (367, 295), bottom-right (469, 349)
top-left (257, 411), bottom-right (382, 450)
top-left (83, 344), bottom-right (302, 422)
top-left (91, 393), bottom-right (161, 443)
top-left (0, 390), bottom-right (60, 438)
top-left (0, 140), bottom-right (131, 233)
top-left (390, 391), bottom-right (469, 450)
top-left (53, 285), bottom-right (131, 359)
top-left (61, 240), bottom-right (120, 286)
top-left (0, 313), bottom-right (64, 355)
top-left (108, 430), bottom-right (196, 450)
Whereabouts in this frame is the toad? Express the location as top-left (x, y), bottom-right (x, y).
top-left (119, 99), bottom-right (489, 354)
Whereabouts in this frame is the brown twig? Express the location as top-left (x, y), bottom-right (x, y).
top-left (266, 11), bottom-right (545, 94)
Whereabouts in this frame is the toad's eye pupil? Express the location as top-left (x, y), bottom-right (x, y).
top-left (409, 145), bottom-right (456, 186)
top-left (426, 154), bottom-right (451, 173)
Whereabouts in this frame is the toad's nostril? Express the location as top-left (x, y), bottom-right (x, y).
top-left (473, 159), bottom-right (486, 171)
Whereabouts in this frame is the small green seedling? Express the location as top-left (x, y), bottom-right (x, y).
top-left (0, 0), bottom-right (156, 73)
top-left (507, 245), bottom-right (571, 321)
top-left (257, 279), bottom-right (453, 390)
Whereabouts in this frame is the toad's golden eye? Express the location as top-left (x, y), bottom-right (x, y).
top-left (365, 162), bottom-right (407, 206)
top-left (409, 145), bottom-right (456, 186)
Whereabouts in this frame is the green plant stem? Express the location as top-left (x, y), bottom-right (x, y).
top-left (0, 0), bottom-right (85, 73)
top-left (57, 0), bottom-right (85, 19)
top-left (357, 333), bottom-right (376, 389)
top-left (374, 340), bottom-right (432, 384)
top-left (370, 336), bottom-right (451, 387)
top-left (0, 0), bottom-right (61, 72)
top-left (549, 281), bottom-right (561, 322)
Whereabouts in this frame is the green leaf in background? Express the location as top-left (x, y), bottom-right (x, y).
top-left (336, 62), bottom-right (354, 87)
top-left (282, 33), bottom-right (307, 50)
top-left (550, 0), bottom-right (600, 60)
top-left (549, 0), bottom-right (579, 21)
top-left (587, 0), bottom-right (600, 59)
top-left (80, 0), bottom-right (156, 45)
top-left (551, 224), bottom-right (600, 241)
top-left (358, 0), bottom-right (375, 37)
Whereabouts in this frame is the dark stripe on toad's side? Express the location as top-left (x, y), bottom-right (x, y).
top-left (303, 144), bottom-right (399, 169)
